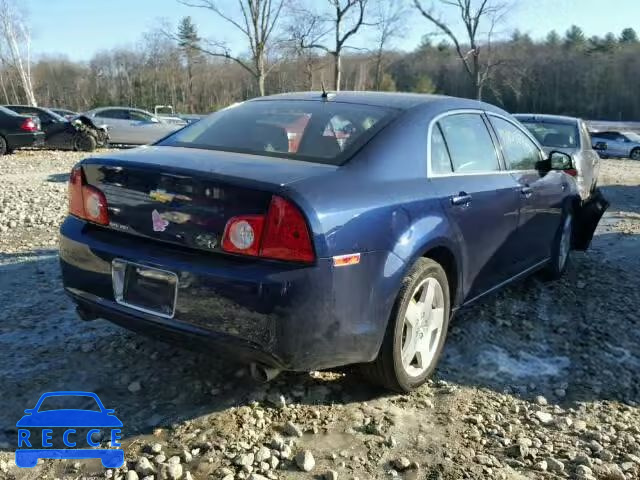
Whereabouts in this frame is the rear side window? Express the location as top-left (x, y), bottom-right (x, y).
top-left (430, 124), bottom-right (453, 174)
top-left (490, 116), bottom-right (542, 170)
top-left (437, 113), bottom-right (500, 173)
top-left (158, 100), bottom-right (397, 165)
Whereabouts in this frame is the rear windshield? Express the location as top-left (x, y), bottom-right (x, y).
top-left (520, 120), bottom-right (579, 149)
top-left (158, 100), bottom-right (397, 165)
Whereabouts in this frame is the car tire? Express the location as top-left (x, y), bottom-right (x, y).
top-left (630, 148), bottom-right (640, 161)
top-left (0, 135), bottom-right (7, 156)
top-left (544, 207), bottom-right (573, 280)
top-left (360, 258), bottom-right (451, 392)
top-left (75, 133), bottom-right (97, 152)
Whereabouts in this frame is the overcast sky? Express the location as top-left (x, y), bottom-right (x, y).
top-left (27, 0), bottom-right (640, 61)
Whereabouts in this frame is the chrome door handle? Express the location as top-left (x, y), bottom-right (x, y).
top-left (451, 192), bottom-right (472, 206)
top-left (520, 186), bottom-right (533, 198)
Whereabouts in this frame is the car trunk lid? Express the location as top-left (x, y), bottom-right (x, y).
top-left (81, 146), bottom-right (334, 253)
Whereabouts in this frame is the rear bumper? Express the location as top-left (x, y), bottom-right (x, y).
top-left (59, 217), bottom-right (403, 371)
top-left (6, 131), bottom-right (45, 149)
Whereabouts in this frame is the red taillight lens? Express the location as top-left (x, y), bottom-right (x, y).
top-left (83, 186), bottom-right (109, 225)
top-left (565, 168), bottom-right (578, 177)
top-left (221, 215), bottom-right (264, 256)
top-left (68, 167), bottom-right (85, 218)
top-left (260, 196), bottom-right (315, 263)
top-left (68, 166), bottom-right (109, 225)
top-left (20, 118), bottom-right (38, 132)
top-left (221, 196), bottom-right (315, 263)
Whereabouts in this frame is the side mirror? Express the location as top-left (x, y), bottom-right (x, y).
top-left (549, 151), bottom-right (573, 170)
top-left (594, 141), bottom-right (607, 151)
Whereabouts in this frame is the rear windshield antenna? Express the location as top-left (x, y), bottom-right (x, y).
top-left (321, 81), bottom-right (330, 99)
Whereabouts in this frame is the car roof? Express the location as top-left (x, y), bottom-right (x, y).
top-left (89, 106), bottom-right (152, 114)
top-left (514, 113), bottom-right (580, 124)
top-left (252, 91), bottom-right (502, 113)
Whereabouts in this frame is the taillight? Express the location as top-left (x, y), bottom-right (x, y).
top-left (68, 167), bottom-right (85, 218)
top-left (221, 216), bottom-right (265, 256)
top-left (565, 168), bottom-right (578, 177)
top-left (221, 195), bottom-right (315, 263)
top-left (20, 118), bottom-right (38, 132)
top-left (68, 166), bottom-right (109, 225)
top-left (260, 196), bottom-right (315, 262)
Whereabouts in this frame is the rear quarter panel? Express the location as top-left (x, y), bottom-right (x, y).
top-left (286, 104), bottom-right (465, 312)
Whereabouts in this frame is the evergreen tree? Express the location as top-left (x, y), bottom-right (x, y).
top-left (620, 27), bottom-right (639, 44)
top-left (564, 25), bottom-right (586, 48)
top-left (177, 16), bottom-right (201, 112)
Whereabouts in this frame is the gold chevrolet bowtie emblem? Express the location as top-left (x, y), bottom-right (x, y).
top-left (149, 190), bottom-right (174, 203)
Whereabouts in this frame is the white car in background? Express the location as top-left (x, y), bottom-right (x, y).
top-left (83, 107), bottom-right (185, 145)
top-left (514, 114), bottom-right (605, 201)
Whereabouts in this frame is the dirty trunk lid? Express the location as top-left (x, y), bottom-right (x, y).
top-left (81, 146), bottom-right (334, 253)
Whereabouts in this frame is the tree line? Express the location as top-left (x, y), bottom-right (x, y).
top-left (0, 0), bottom-right (639, 121)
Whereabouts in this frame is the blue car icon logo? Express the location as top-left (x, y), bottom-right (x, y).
top-left (15, 391), bottom-right (124, 468)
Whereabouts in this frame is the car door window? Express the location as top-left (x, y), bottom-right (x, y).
top-left (437, 113), bottom-right (500, 173)
top-left (490, 116), bottom-right (542, 170)
top-left (430, 124), bottom-right (453, 174)
top-left (128, 110), bottom-right (154, 122)
top-left (96, 109), bottom-right (128, 119)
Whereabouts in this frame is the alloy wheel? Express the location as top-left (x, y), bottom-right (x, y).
top-left (400, 276), bottom-right (445, 378)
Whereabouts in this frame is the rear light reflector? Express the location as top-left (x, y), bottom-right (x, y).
top-left (67, 166), bottom-right (109, 225)
top-left (20, 118), bottom-right (38, 132)
top-left (565, 168), bottom-right (578, 177)
top-left (221, 195), bottom-right (315, 263)
top-left (333, 253), bottom-right (361, 267)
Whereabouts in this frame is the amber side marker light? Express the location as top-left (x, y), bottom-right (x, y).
top-left (333, 253), bottom-right (361, 267)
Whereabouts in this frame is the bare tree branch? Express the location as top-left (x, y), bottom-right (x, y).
top-left (413, 0), bottom-right (510, 100)
top-left (291, 0), bottom-right (371, 91)
top-left (177, 0), bottom-right (285, 96)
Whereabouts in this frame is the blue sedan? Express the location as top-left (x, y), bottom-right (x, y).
top-left (59, 92), bottom-right (594, 392)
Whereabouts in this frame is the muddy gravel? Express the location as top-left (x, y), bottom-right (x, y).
top-left (0, 150), bottom-right (639, 480)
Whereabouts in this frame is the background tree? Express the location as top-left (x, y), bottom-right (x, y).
top-left (371, 0), bottom-right (407, 90)
top-left (412, 0), bottom-right (510, 100)
top-left (178, 0), bottom-right (285, 96)
top-left (177, 16), bottom-right (201, 112)
top-left (0, 0), bottom-right (36, 105)
top-left (564, 25), bottom-right (586, 49)
top-left (619, 27), bottom-right (638, 44)
top-left (294, 0), bottom-right (370, 91)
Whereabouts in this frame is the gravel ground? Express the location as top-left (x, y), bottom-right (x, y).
top-left (0, 150), bottom-right (639, 480)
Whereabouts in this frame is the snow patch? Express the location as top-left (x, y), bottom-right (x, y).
top-left (473, 345), bottom-right (570, 381)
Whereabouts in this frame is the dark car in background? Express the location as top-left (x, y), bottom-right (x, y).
top-left (4, 105), bottom-right (108, 152)
top-left (60, 92), bottom-right (600, 392)
top-left (514, 114), bottom-right (603, 201)
top-left (590, 130), bottom-right (640, 160)
top-left (0, 105), bottom-right (44, 155)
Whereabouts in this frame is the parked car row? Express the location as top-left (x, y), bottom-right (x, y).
top-left (60, 92), bottom-right (609, 392)
top-left (0, 105), bottom-right (192, 155)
